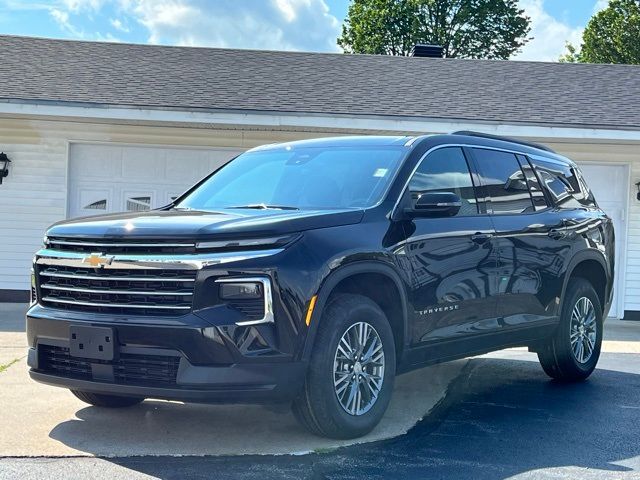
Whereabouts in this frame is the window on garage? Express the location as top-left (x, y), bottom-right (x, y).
top-left (68, 144), bottom-right (243, 218)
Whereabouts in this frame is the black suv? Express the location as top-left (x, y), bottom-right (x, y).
top-left (27, 133), bottom-right (614, 439)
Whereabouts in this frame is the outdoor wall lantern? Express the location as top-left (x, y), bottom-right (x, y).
top-left (636, 181), bottom-right (640, 201)
top-left (0, 152), bottom-right (10, 185)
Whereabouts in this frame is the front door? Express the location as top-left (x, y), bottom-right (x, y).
top-left (400, 147), bottom-right (498, 352)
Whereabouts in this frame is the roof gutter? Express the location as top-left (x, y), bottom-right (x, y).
top-left (0, 100), bottom-right (639, 142)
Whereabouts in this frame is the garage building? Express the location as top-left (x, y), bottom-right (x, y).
top-left (0, 35), bottom-right (638, 319)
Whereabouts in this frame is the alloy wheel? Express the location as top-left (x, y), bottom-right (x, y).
top-left (333, 321), bottom-right (385, 416)
top-left (570, 296), bottom-right (597, 364)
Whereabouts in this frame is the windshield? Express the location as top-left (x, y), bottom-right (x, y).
top-left (176, 145), bottom-right (406, 211)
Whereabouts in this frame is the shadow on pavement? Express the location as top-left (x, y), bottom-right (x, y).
top-left (92, 355), bottom-right (640, 480)
top-left (0, 303), bottom-right (27, 332)
top-left (44, 364), bottom-right (463, 457)
top-left (604, 319), bottom-right (640, 343)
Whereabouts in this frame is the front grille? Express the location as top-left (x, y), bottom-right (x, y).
top-left (38, 345), bottom-right (181, 387)
top-left (39, 344), bottom-right (92, 380)
top-left (37, 265), bottom-right (196, 316)
top-left (46, 237), bottom-right (197, 255)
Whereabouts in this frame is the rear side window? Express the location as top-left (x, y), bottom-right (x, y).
top-left (408, 147), bottom-right (479, 216)
top-left (472, 148), bottom-right (535, 215)
top-left (528, 157), bottom-right (596, 207)
top-left (517, 155), bottom-right (548, 211)
top-left (572, 166), bottom-right (597, 206)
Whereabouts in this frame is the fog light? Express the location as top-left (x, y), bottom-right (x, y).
top-left (215, 277), bottom-right (274, 326)
top-left (219, 282), bottom-right (263, 300)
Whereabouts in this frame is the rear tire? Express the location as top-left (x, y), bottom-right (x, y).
top-left (71, 390), bottom-right (144, 408)
top-left (293, 294), bottom-right (396, 439)
top-left (537, 278), bottom-right (603, 382)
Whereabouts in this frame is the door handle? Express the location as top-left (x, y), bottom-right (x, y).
top-left (471, 232), bottom-right (493, 244)
top-left (548, 229), bottom-right (565, 240)
top-left (549, 219), bottom-right (568, 240)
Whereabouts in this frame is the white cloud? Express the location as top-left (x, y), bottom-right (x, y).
top-left (593, 0), bottom-right (609, 13)
top-left (60, 0), bottom-right (106, 12)
top-left (49, 7), bottom-right (85, 37)
top-left (12, 0), bottom-right (341, 52)
top-left (95, 31), bottom-right (122, 42)
top-left (49, 8), bottom-right (69, 25)
top-left (110, 17), bottom-right (129, 32)
top-left (123, 0), bottom-right (341, 52)
top-left (515, 0), bottom-right (584, 61)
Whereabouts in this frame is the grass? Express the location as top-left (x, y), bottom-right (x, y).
top-left (0, 358), bottom-right (20, 373)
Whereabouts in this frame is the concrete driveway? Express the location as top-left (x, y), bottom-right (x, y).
top-left (0, 303), bottom-right (464, 457)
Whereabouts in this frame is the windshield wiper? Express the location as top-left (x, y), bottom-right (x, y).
top-left (227, 204), bottom-right (299, 211)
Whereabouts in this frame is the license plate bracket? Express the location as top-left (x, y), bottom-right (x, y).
top-left (69, 325), bottom-right (115, 361)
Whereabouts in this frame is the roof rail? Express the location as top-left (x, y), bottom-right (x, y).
top-left (451, 130), bottom-right (556, 154)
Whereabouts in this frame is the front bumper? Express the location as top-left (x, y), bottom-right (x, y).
top-left (26, 306), bottom-right (306, 404)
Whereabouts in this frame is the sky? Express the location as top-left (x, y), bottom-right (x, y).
top-left (0, 0), bottom-right (612, 62)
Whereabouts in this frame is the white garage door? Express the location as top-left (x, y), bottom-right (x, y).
top-left (578, 163), bottom-right (629, 318)
top-left (68, 144), bottom-right (243, 218)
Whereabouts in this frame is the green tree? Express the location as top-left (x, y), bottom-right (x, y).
top-left (559, 42), bottom-right (581, 63)
top-left (337, 0), bottom-right (531, 59)
top-left (561, 0), bottom-right (640, 64)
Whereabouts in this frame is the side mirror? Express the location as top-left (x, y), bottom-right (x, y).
top-left (407, 192), bottom-right (462, 218)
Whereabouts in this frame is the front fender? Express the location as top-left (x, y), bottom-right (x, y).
top-left (297, 260), bottom-right (410, 362)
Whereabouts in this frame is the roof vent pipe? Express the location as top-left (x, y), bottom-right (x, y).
top-left (410, 44), bottom-right (444, 58)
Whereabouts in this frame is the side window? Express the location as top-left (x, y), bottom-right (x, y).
top-left (517, 155), bottom-right (548, 211)
top-left (408, 147), bottom-right (479, 216)
top-left (472, 148), bottom-right (535, 215)
top-left (572, 166), bottom-right (597, 206)
top-left (528, 157), bottom-right (592, 207)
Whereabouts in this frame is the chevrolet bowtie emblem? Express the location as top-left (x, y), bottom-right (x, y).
top-left (82, 253), bottom-right (114, 268)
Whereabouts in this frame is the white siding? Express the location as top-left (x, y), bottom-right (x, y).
top-left (0, 122), bottom-right (66, 291)
top-left (622, 156), bottom-right (640, 313)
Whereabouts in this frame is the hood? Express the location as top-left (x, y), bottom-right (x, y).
top-left (46, 208), bottom-right (365, 241)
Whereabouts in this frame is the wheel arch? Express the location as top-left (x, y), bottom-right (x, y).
top-left (300, 261), bottom-right (410, 363)
top-left (561, 250), bottom-right (611, 317)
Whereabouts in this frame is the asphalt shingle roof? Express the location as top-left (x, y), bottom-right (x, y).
top-left (0, 35), bottom-right (638, 130)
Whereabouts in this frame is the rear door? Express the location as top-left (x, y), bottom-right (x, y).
top-left (399, 146), bottom-right (499, 350)
top-left (470, 148), bottom-right (573, 336)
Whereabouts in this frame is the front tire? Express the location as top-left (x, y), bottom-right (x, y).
top-left (293, 294), bottom-right (396, 439)
top-left (71, 390), bottom-right (144, 408)
top-left (537, 278), bottom-right (603, 382)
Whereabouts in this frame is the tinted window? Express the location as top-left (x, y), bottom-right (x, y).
top-left (571, 166), bottom-right (597, 206)
top-left (409, 147), bottom-right (478, 216)
top-left (518, 155), bottom-right (548, 211)
top-left (178, 146), bottom-right (405, 211)
top-left (528, 157), bottom-right (595, 207)
top-left (473, 148), bottom-right (535, 215)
